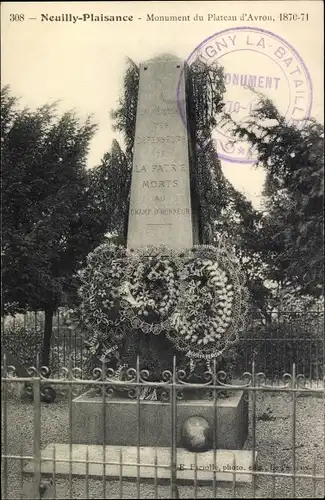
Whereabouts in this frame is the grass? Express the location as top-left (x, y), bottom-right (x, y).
top-left (1, 384), bottom-right (324, 499)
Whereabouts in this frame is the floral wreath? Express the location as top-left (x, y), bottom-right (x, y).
top-left (166, 245), bottom-right (248, 360)
top-left (77, 244), bottom-right (129, 361)
top-left (119, 246), bottom-right (181, 335)
top-left (77, 242), bottom-right (249, 367)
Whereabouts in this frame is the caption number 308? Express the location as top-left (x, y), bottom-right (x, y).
top-left (10, 14), bottom-right (25, 21)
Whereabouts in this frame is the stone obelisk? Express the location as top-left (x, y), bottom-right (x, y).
top-left (127, 55), bottom-right (198, 249)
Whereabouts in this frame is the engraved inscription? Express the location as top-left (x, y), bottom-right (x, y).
top-left (152, 122), bottom-right (169, 129)
top-left (152, 163), bottom-right (186, 172)
top-left (135, 135), bottom-right (186, 144)
top-left (135, 165), bottom-right (147, 173)
top-left (135, 163), bottom-right (186, 173)
top-left (142, 180), bottom-right (179, 188)
top-left (131, 208), bottom-right (190, 216)
top-left (138, 107), bottom-right (177, 116)
top-left (127, 59), bottom-right (194, 249)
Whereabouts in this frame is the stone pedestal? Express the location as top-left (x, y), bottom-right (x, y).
top-left (24, 444), bottom-right (257, 483)
top-left (72, 390), bottom-right (248, 450)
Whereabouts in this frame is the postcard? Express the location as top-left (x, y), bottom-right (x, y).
top-left (1, 2), bottom-right (324, 499)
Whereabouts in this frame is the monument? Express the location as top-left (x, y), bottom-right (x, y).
top-left (25, 55), bottom-right (254, 484)
top-left (127, 56), bottom-right (199, 249)
top-left (72, 54), bottom-right (248, 450)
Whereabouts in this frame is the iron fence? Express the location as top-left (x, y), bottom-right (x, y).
top-left (1, 355), bottom-right (324, 499)
top-left (2, 308), bottom-right (324, 383)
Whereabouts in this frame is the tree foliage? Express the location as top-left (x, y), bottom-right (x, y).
top-left (87, 139), bottom-right (131, 242)
top-left (225, 91), bottom-right (324, 296)
top-left (1, 85), bottom-right (110, 364)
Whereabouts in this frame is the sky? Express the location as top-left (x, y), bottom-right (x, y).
top-left (1, 1), bottom-right (323, 210)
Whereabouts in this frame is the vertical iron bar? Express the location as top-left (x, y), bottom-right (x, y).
top-left (33, 355), bottom-right (41, 500)
top-left (251, 361), bottom-right (256, 498)
top-left (119, 448), bottom-right (123, 499)
top-left (2, 354), bottom-right (8, 500)
top-left (323, 321), bottom-right (325, 385)
top-left (212, 358), bottom-right (217, 497)
top-left (292, 363), bottom-right (296, 498)
top-left (283, 333), bottom-right (286, 381)
top-left (81, 337), bottom-right (84, 377)
top-left (193, 452), bottom-right (197, 500)
top-left (312, 455), bottom-right (317, 498)
top-left (309, 332), bottom-right (312, 382)
top-left (271, 457), bottom-right (276, 498)
top-left (69, 322), bottom-right (72, 375)
top-left (276, 333), bottom-right (280, 382)
top-left (154, 447), bottom-right (158, 499)
top-left (295, 334), bottom-right (300, 380)
top-left (170, 355), bottom-right (177, 499)
top-left (63, 314), bottom-right (66, 367)
top-left (57, 310), bottom-right (60, 373)
top-left (317, 313), bottom-right (321, 382)
top-left (323, 380), bottom-right (325, 495)
top-left (244, 339), bottom-right (248, 372)
top-left (102, 361), bottom-right (106, 499)
top-left (74, 326), bottom-right (77, 366)
top-left (52, 444), bottom-right (56, 500)
top-left (136, 355), bottom-right (141, 499)
top-left (270, 324), bottom-right (274, 384)
top-left (20, 441), bottom-right (24, 499)
top-left (314, 337), bottom-right (318, 384)
top-left (232, 453), bottom-right (236, 498)
top-left (85, 447), bottom-right (89, 499)
top-left (68, 356), bottom-right (73, 499)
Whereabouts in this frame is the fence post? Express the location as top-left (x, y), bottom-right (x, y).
top-left (251, 360), bottom-right (256, 498)
top-left (212, 357), bottom-right (217, 497)
top-left (170, 355), bottom-right (178, 499)
top-left (101, 360), bottom-right (107, 499)
top-left (291, 363), bottom-right (297, 498)
top-left (136, 356), bottom-right (141, 499)
top-left (33, 356), bottom-right (41, 500)
top-left (68, 356), bottom-right (73, 498)
top-left (2, 353), bottom-right (9, 499)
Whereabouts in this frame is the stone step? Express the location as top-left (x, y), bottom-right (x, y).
top-left (24, 444), bottom-right (257, 483)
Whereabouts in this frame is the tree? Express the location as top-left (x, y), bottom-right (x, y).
top-left (224, 91), bottom-right (324, 297)
top-left (87, 139), bottom-right (131, 243)
top-left (1, 85), bottom-right (110, 366)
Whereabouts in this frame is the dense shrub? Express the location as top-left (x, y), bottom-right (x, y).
top-left (235, 311), bottom-right (324, 379)
top-left (1, 324), bottom-right (87, 376)
top-left (2, 325), bottom-right (43, 369)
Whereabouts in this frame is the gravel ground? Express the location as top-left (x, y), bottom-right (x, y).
top-left (1, 387), bottom-right (324, 499)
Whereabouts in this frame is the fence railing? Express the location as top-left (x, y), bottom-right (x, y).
top-left (1, 356), bottom-right (324, 499)
top-left (2, 308), bottom-right (324, 383)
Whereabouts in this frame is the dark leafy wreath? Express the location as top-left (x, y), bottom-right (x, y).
top-left (77, 243), bottom-right (129, 368)
top-left (167, 245), bottom-right (249, 360)
top-left (120, 246), bottom-right (181, 335)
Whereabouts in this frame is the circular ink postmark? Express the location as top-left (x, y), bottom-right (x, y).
top-left (178, 26), bottom-right (313, 164)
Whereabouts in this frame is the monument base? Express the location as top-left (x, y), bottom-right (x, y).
top-left (72, 390), bottom-right (248, 450)
top-left (24, 444), bottom-right (257, 484)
